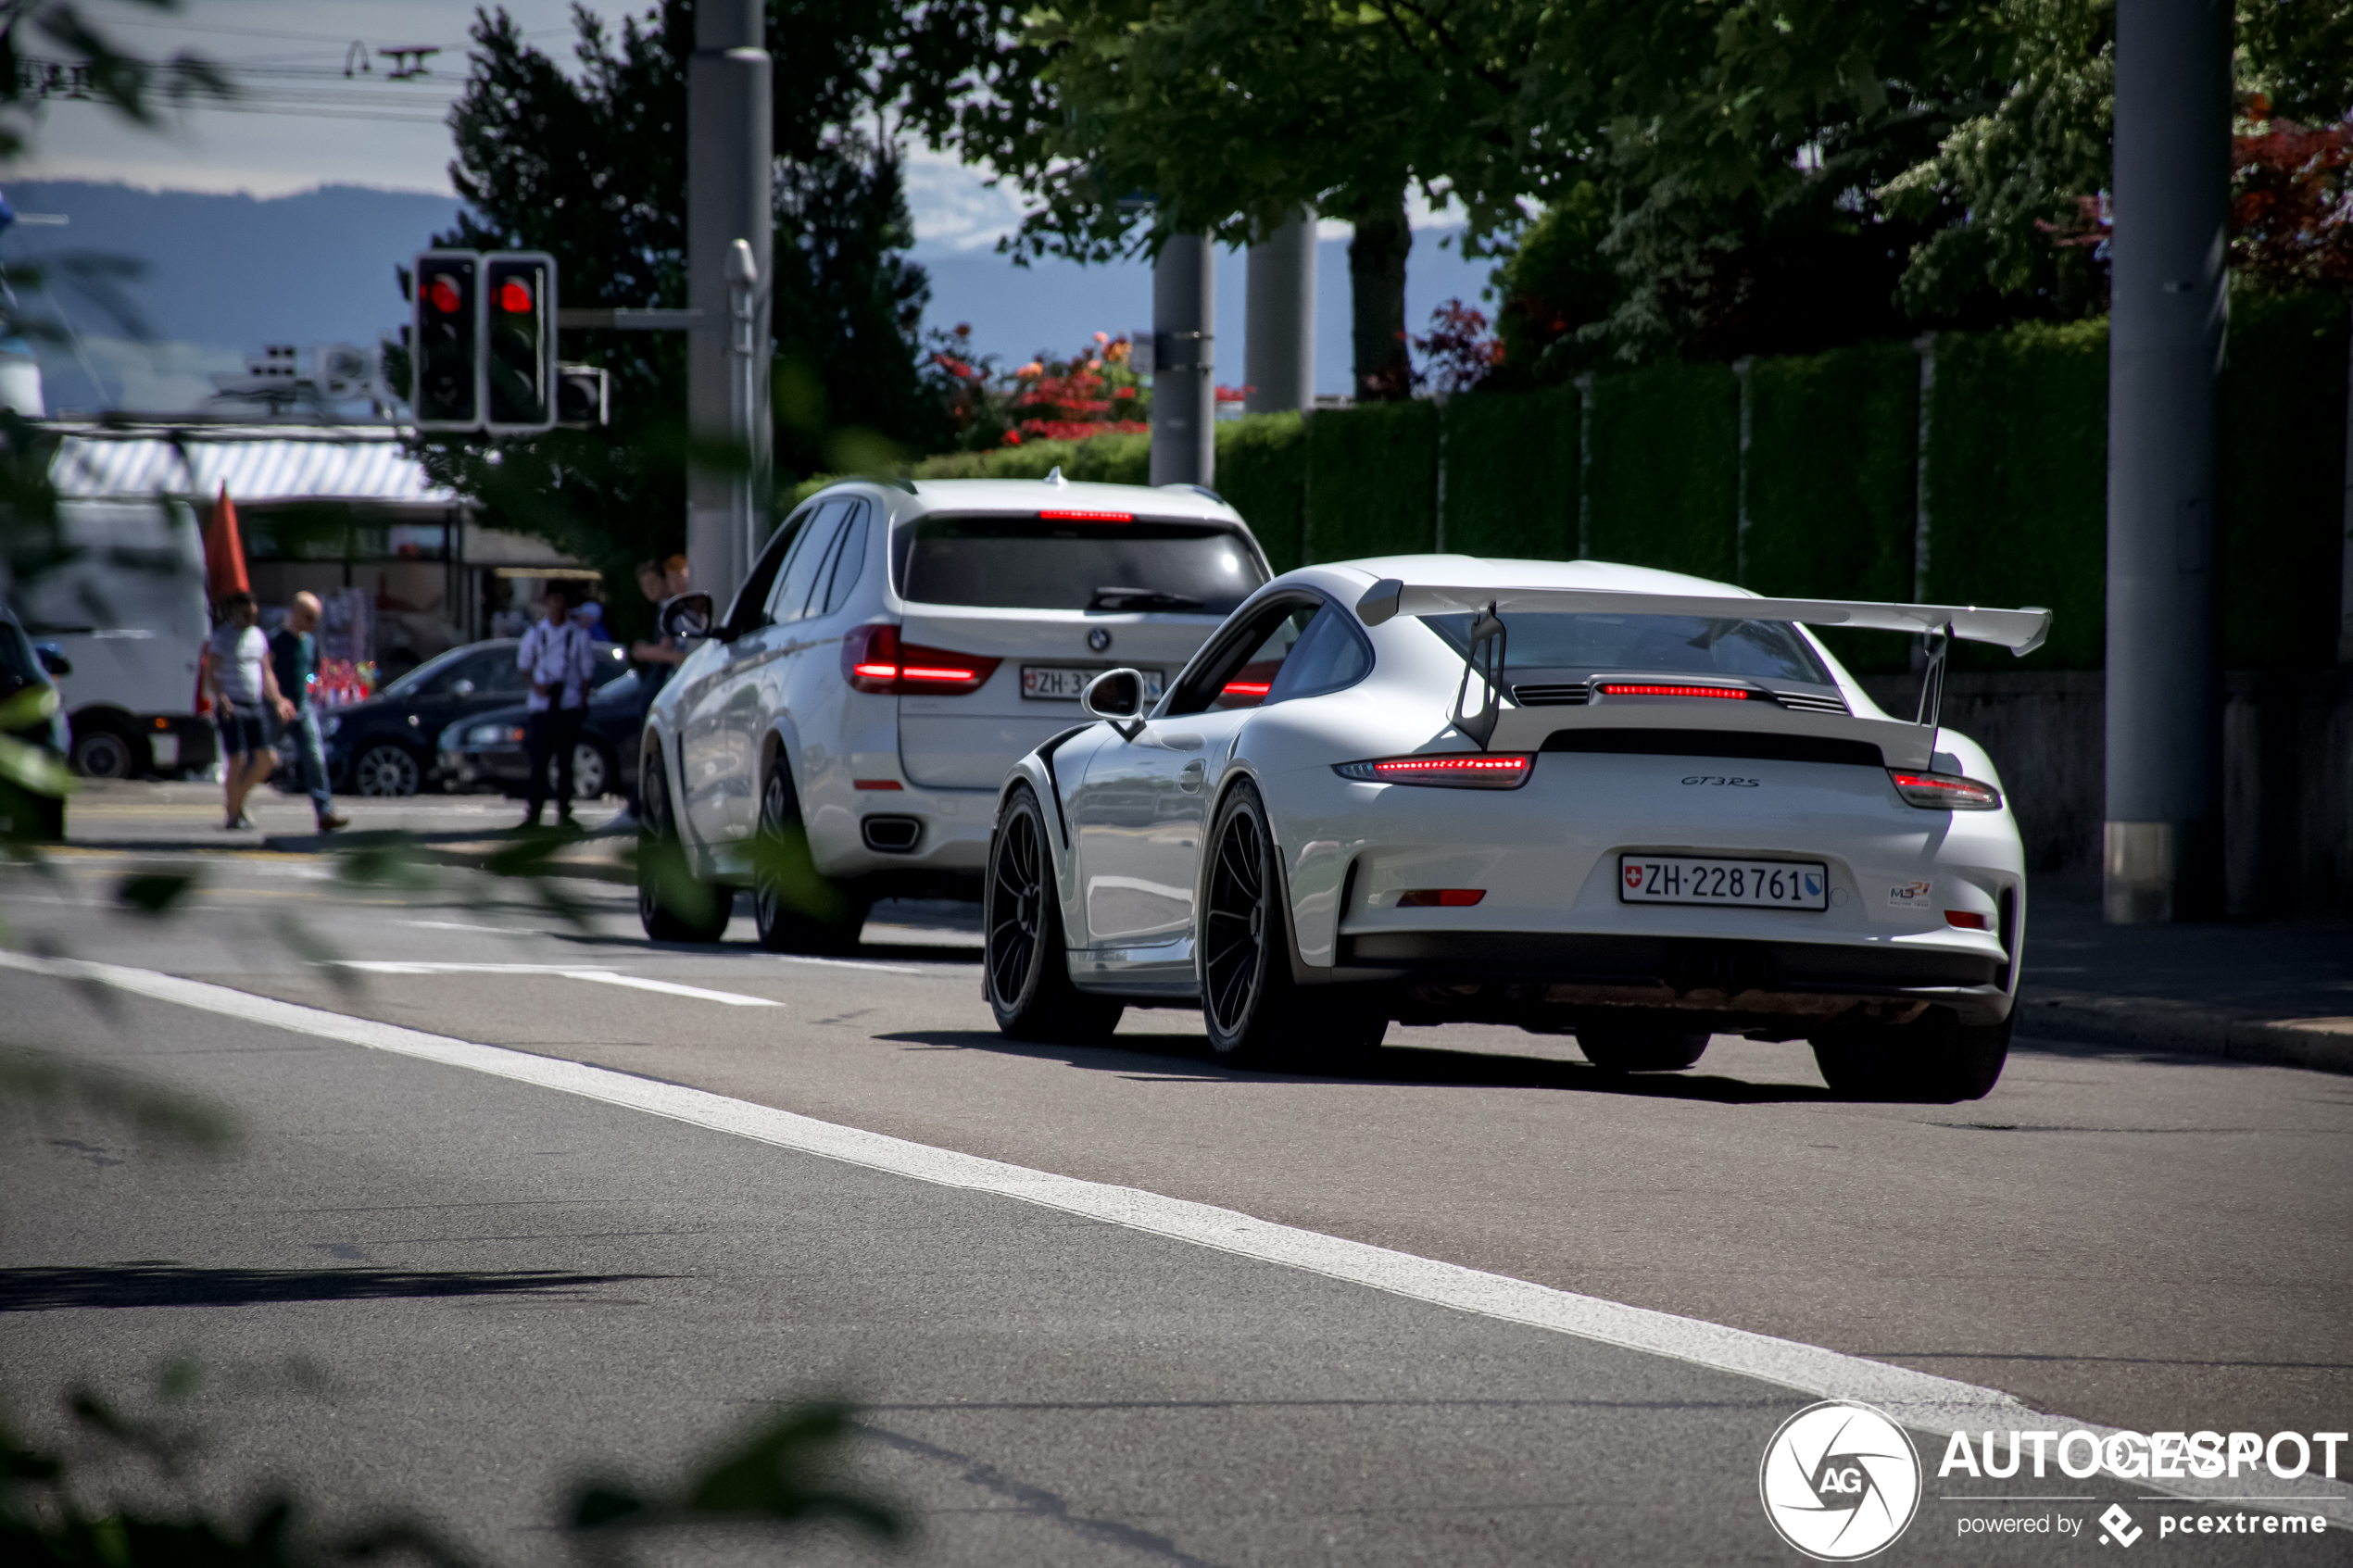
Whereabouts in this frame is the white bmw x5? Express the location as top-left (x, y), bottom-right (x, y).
top-left (637, 476), bottom-right (1270, 948)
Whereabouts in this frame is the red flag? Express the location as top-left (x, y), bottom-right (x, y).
top-left (204, 483), bottom-right (250, 603)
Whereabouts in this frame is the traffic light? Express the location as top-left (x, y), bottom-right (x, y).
top-left (411, 251), bottom-right (479, 430)
top-left (484, 251), bottom-right (558, 434)
top-left (556, 364), bottom-right (610, 427)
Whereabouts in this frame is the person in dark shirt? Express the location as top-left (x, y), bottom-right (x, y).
top-left (269, 592), bottom-right (346, 833)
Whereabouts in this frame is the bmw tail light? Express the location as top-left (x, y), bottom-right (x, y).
top-left (842, 623), bottom-right (1001, 696)
top-left (1889, 770), bottom-right (2001, 810)
top-left (1334, 753), bottom-right (1534, 789)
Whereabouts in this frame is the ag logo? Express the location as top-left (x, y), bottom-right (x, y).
top-left (1758, 1400), bottom-right (1921, 1561)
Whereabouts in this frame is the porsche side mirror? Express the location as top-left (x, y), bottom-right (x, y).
top-left (1080, 667), bottom-right (1144, 721)
top-left (661, 591), bottom-right (717, 643)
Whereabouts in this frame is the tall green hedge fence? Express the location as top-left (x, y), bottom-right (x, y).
top-left (831, 293), bottom-right (2348, 671)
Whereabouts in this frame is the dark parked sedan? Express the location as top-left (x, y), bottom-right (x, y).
top-left (437, 668), bottom-right (646, 801)
top-left (325, 638), bottom-right (631, 797)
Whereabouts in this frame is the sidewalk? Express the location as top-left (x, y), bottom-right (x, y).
top-left (50, 782), bottom-right (2353, 1074)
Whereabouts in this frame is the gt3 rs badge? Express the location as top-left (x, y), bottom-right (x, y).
top-left (1889, 881), bottom-right (1933, 907)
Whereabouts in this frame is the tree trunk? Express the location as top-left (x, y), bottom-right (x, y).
top-left (1349, 191), bottom-right (1413, 401)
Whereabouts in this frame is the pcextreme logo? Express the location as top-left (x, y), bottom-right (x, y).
top-left (1759, 1400), bottom-right (1924, 1561)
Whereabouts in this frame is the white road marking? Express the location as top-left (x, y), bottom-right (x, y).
top-left (399, 921), bottom-right (539, 935)
top-left (337, 960), bottom-right (778, 1007)
top-left (8, 948), bottom-right (2347, 1524)
top-left (764, 954), bottom-right (927, 974)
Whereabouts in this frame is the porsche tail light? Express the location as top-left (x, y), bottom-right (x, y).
top-left (1334, 753), bottom-right (1534, 789)
top-left (1889, 770), bottom-right (2002, 810)
top-left (842, 623), bottom-right (1001, 696)
top-left (1944, 909), bottom-right (1991, 930)
top-left (1397, 888), bottom-right (1486, 907)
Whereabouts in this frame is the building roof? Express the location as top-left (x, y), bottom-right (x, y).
top-left (48, 425), bottom-right (459, 508)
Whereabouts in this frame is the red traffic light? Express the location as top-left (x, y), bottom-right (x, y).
top-left (425, 276), bottom-right (463, 315)
top-left (497, 278), bottom-right (534, 314)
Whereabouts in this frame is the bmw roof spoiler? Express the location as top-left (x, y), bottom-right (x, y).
top-left (1353, 579), bottom-right (2052, 754)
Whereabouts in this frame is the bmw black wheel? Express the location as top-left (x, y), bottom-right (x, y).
top-left (983, 784), bottom-right (1122, 1043)
top-left (352, 742), bottom-right (421, 797)
top-left (751, 764), bottom-right (864, 953)
top-left (635, 746), bottom-right (731, 943)
top-left (1200, 783), bottom-right (1385, 1069)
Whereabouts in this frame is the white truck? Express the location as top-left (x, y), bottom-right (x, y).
top-left (12, 498), bottom-right (216, 778)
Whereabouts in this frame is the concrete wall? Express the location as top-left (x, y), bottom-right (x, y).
top-left (1861, 671), bottom-right (2353, 917)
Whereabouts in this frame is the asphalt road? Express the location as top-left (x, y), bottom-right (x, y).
top-left (5, 844), bottom-right (2350, 1565)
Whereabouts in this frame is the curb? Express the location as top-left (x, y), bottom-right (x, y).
top-left (2018, 988), bottom-right (2353, 1076)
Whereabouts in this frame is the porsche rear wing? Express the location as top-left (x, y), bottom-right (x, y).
top-left (1352, 578), bottom-right (2054, 764)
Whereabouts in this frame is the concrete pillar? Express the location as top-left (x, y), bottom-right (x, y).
top-left (1150, 232), bottom-right (1214, 488)
top-left (1244, 209), bottom-right (1315, 415)
top-left (2103, 0), bottom-right (2231, 923)
top-left (686, 0), bottom-right (772, 609)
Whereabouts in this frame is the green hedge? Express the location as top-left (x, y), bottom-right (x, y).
top-left (1440, 387), bottom-right (1578, 559)
top-left (1582, 360), bottom-right (1740, 581)
top-left (2219, 291), bottom-right (2349, 671)
top-left (1922, 319), bottom-right (2108, 671)
top-left (1215, 413), bottom-right (1308, 572)
top-left (1746, 341), bottom-right (1921, 673)
top-left (1303, 398), bottom-right (1439, 564)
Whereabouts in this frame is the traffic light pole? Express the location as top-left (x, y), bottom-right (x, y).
top-left (2104, 0), bottom-right (2231, 923)
top-left (686, 0), bottom-right (772, 609)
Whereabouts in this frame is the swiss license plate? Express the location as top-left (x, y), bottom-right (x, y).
top-left (1618, 856), bottom-right (1829, 909)
top-left (1022, 665), bottom-right (1165, 701)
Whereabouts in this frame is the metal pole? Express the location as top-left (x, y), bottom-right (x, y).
top-left (1244, 208), bottom-right (1315, 415)
top-left (686, 0), bottom-right (771, 609)
top-left (1151, 232), bottom-right (1214, 488)
top-left (2103, 0), bottom-right (2231, 923)
top-left (727, 239), bottom-right (759, 585)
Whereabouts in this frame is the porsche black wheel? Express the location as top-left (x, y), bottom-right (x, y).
top-left (1576, 1027), bottom-right (1711, 1073)
top-left (1812, 1010), bottom-right (2009, 1103)
top-left (1200, 783), bottom-right (1385, 1069)
top-left (984, 784), bottom-right (1122, 1042)
top-left (635, 746), bottom-right (731, 943)
top-left (752, 765), bottom-right (864, 954)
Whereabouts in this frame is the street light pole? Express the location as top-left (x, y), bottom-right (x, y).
top-left (2103, 0), bottom-right (2232, 923)
top-left (686, 0), bottom-right (771, 609)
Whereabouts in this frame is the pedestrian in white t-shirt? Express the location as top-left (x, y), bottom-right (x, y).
top-left (204, 590), bottom-right (295, 831)
top-left (517, 583), bottom-right (596, 826)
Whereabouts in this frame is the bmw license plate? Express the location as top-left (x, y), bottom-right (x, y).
top-left (1619, 856), bottom-right (1829, 910)
top-left (1022, 666), bottom-right (1164, 701)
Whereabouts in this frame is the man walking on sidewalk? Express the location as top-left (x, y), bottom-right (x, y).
top-left (270, 592), bottom-right (348, 834)
top-left (519, 582), bottom-right (596, 828)
top-left (205, 591), bottom-right (295, 831)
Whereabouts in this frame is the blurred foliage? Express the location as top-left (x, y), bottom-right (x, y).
top-left (1, 1371), bottom-right (901, 1567)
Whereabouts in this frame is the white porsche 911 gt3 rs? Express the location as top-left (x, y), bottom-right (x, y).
top-left (981, 556), bottom-right (2052, 1104)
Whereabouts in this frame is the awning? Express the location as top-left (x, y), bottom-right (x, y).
top-left (49, 428), bottom-right (459, 508)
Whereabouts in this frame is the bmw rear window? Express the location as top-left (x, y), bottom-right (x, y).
top-left (895, 515), bottom-right (1264, 613)
top-left (1422, 612), bottom-right (1832, 685)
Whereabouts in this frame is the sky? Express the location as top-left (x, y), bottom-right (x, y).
top-left (15, 0), bottom-right (1497, 408)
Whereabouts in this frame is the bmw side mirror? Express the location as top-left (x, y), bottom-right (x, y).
top-left (34, 644), bottom-right (70, 678)
top-left (1081, 668), bottom-right (1148, 737)
top-left (661, 591), bottom-right (717, 643)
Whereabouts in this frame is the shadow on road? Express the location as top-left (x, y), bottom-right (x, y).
top-left (0, 1263), bottom-right (666, 1311)
top-left (874, 1030), bottom-right (1839, 1104)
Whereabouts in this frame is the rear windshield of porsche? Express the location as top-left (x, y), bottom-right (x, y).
top-left (894, 515), bottom-right (1264, 614)
top-left (1421, 611), bottom-right (1833, 685)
